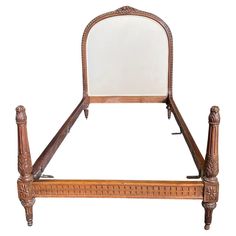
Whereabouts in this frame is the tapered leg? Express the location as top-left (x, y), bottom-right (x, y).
top-left (16, 106), bottom-right (35, 226)
top-left (20, 198), bottom-right (35, 226)
top-left (202, 106), bottom-right (220, 230)
top-left (166, 104), bottom-right (171, 119)
top-left (84, 108), bottom-right (89, 119)
top-left (202, 202), bottom-right (216, 230)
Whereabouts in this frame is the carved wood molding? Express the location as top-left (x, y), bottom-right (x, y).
top-left (32, 180), bottom-right (203, 199)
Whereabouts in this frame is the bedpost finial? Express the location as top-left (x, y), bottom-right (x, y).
top-left (209, 106), bottom-right (220, 125)
top-left (16, 105), bottom-right (27, 124)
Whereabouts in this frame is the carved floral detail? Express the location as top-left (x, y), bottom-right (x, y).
top-left (205, 185), bottom-right (218, 202)
top-left (204, 158), bottom-right (218, 179)
top-left (18, 153), bottom-right (32, 177)
top-left (32, 183), bottom-right (203, 199)
top-left (16, 105), bottom-right (27, 124)
top-left (115, 6), bottom-right (137, 14)
top-left (209, 106), bottom-right (220, 125)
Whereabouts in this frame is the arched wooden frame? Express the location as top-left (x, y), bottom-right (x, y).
top-left (81, 6), bottom-right (173, 103)
top-left (16, 6), bottom-right (220, 230)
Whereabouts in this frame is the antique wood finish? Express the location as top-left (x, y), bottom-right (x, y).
top-left (15, 6), bottom-right (220, 230)
top-left (32, 97), bottom-right (89, 179)
top-left (89, 96), bottom-right (167, 103)
top-left (32, 180), bottom-right (203, 199)
top-left (202, 106), bottom-right (220, 230)
top-left (81, 6), bottom-right (173, 100)
top-left (16, 106), bottom-right (35, 226)
top-left (166, 103), bottom-right (171, 119)
top-left (84, 108), bottom-right (89, 119)
top-left (169, 98), bottom-right (205, 173)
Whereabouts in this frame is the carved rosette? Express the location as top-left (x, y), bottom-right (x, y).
top-left (17, 179), bottom-right (34, 199)
top-left (115, 6), bottom-right (137, 15)
top-left (204, 182), bottom-right (219, 202)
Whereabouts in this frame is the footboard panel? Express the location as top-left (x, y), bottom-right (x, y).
top-left (32, 180), bottom-right (203, 199)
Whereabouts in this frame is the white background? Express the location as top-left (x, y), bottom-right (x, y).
top-left (0, 0), bottom-right (235, 235)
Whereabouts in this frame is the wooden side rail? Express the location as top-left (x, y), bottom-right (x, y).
top-left (32, 97), bottom-right (89, 179)
top-left (168, 99), bottom-right (205, 174)
top-left (32, 180), bottom-right (204, 199)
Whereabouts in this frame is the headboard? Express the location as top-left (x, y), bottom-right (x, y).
top-left (81, 6), bottom-right (173, 103)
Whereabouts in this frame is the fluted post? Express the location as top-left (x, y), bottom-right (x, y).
top-left (16, 106), bottom-right (35, 226)
top-left (202, 106), bottom-right (220, 230)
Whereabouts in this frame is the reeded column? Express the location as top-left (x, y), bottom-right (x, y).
top-left (16, 106), bottom-right (35, 226)
top-left (202, 106), bottom-right (220, 230)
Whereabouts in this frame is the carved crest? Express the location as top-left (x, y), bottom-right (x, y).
top-left (115, 6), bottom-right (137, 15)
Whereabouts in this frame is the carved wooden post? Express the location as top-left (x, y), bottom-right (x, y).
top-left (202, 106), bottom-right (220, 230)
top-left (16, 106), bottom-right (35, 226)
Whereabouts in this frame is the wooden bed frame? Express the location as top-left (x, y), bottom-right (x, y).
top-left (16, 6), bottom-right (220, 230)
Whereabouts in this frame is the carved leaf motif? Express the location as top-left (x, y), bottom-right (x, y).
top-left (115, 6), bottom-right (137, 14)
top-left (204, 158), bottom-right (218, 178)
top-left (18, 153), bottom-right (32, 176)
top-left (209, 106), bottom-right (220, 124)
top-left (16, 105), bottom-right (27, 124)
top-left (18, 181), bottom-right (31, 199)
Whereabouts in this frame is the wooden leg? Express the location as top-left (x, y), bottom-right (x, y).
top-left (202, 106), bottom-right (220, 230)
top-left (19, 197), bottom-right (35, 226)
top-left (16, 106), bottom-right (35, 226)
top-left (84, 108), bottom-right (89, 119)
top-left (166, 104), bottom-right (171, 119)
top-left (202, 202), bottom-right (216, 230)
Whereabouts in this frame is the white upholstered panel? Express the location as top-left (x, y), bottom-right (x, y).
top-left (86, 15), bottom-right (169, 96)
